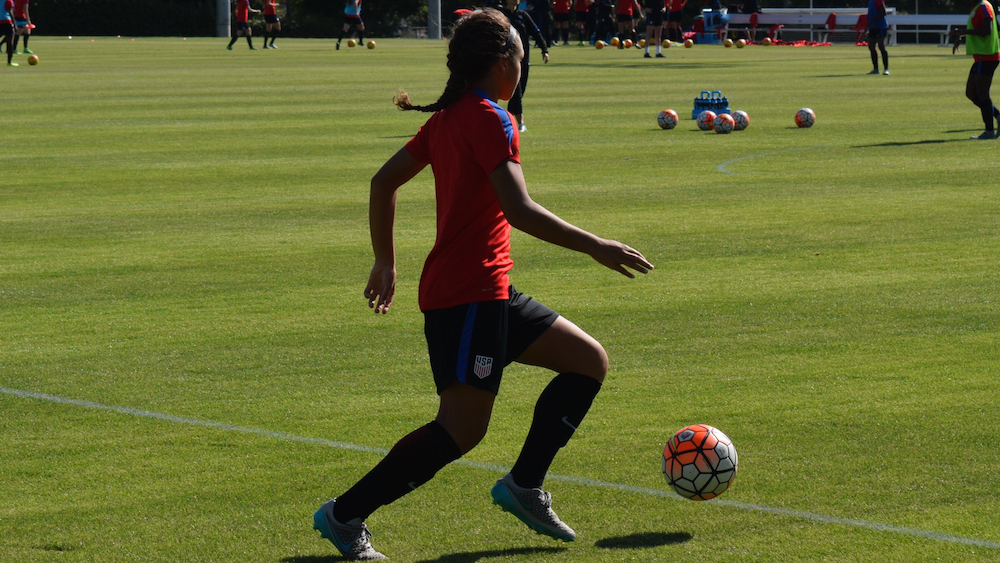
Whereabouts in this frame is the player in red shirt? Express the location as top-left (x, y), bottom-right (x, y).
top-left (261, 0), bottom-right (280, 49)
top-left (615, 0), bottom-right (642, 47)
top-left (645, 0), bottom-right (667, 56)
top-left (666, 0), bottom-right (686, 42)
top-left (574, 0), bottom-right (593, 44)
top-left (311, 9), bottom-right (652, 561)
top-left (10, 0), bottom-right (29, 55)
top-left (1, 0), bottom-right (16, 66)
top-left (226, 0), bottom-right (260, 50)
top-left (552, 0), bottom-right (572, 45)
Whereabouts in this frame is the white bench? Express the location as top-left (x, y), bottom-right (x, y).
top-left (725, 7), bottom-right (894, 44)
top-left (885, 14), bottom-right (968, 46)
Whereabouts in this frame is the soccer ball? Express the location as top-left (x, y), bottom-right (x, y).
top-left (639, 39), bottom-right (646, 48)
top-left (795, 107), bottom-right (816, 128)
top-left (611, 37), bottom-right (621, 47)
top-left (662, 39), bottom-right (671, 48)
top-left (736, 38), bottom-right (747, 48)
top-left (347, 39), bottom-right (357, 47)
top-left (623, 38), bottom-right (634, 48)
top-left (762, 36), bottom-right (772, 45)
top-left (724, 38), bottom-right (733, 47)
top-left (684, 39), bottom-right (694, 48)
top-left (657, 108), bottom-right (679, 130)
top-left (27, 54), bottom-right (38, 65)
top-left (714, 113), bottom-right (735, 134)
top-left (732, 110), bottom-right (749, 130)
top-left (595, 40), bottom-right (606, 49)
top-left (662, 424), bottom-right (738, 501)
top-left (367, 40), bottom-right (376, 49)
top-left (696, 110), bottom-right (717, 130)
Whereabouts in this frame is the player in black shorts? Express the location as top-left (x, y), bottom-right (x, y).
top-left (644, 0), bottom-right (666, 57)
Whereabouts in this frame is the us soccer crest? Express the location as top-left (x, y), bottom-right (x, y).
top-left (473, 355), bottom-right (494, 379)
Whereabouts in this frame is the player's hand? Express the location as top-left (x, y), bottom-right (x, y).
top-left (591, 239), bottom-right (654, 278)
top-left (364, 262), bottom-right (396, 314)
top-left (542, 51), bottom-right (550, 63)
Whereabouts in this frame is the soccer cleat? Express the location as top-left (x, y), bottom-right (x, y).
top-left (883, 69), bottom-right (890, 75)
top-left (226, 45), bottom-right (233, 50)
top-left (7, 62), bottom-right (18, 66)
top-left (491, 473), bottom-right (576, 542)
top-left (336, 42), bottom-right (341, 50)
top-left (971, 131), bottom-right (996, 140)
top-left (23, 48), bottom-right (32, 54)
top-left (656, 53), bottom-right (665, 58)
top-left (314, 499), bottom-right (387, 560)
top-left (269, 44), bottom-right (277, 48)
top-left (249, 46), bottom-right (257, 50)
top-left (644, 52), bottom-right (651, 58)
top-left (517, 123), bottom-right (527, 133)
top-left (868, 69), bottom-right (880, 74)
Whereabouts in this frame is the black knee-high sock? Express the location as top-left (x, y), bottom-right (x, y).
top-left (881, 50), bottom-right (889, 70)
top-left (261, 30), bottom-right (269, 45)
top-left (870, 50), bottom-right (879, 70)
top-left (358, 29), bottom-right (365, 45)
top-left (510, 372), bottom-right (602, 490)
top-left (269, 29), bottom-right (278, 45)
top-left (11, 35), bottom-right (18, 51)
top-left (21, 35), bottom-right (27, 49)
top-left (246, 35), bottom-right (254, 48)
top-left (228, 35), bottom-right (238, 47)
top-left (333, 420), bottom-right (462, 523)
top-left (978, 99), bottom-right (995, 131)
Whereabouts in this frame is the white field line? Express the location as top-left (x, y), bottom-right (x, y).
top-left (716, 144), bottom-right (833, 175)
top-left (3, 386), bottom-right (999, 551)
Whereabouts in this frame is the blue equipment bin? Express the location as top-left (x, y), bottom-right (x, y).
top-left (692, 90), bottom-right (731, 119)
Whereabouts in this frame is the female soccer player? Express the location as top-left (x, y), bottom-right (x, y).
top-left (1, 0), bottom-right (16, 66)
top-left (336, 0), bottom-right (365, 50)
top-left (262, 0), bottom-right (280, 49)
top-left (497, 0), bottom-right (549, 133)
top-left (951, 0), bottom-right (1000, 139)
top-left (226, 0), bottom-right (260, 50)
top-left (312, 8), bottom-right (653, 560)
top-left (11, 0), bottom-right (29, 55)
top-left (866, 0), bottom-right (890, 74)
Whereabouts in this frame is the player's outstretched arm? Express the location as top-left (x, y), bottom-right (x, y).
top-left (365, 147), bottom-right (427, 313)
top-left (489, 159), bottom-right (653, 278)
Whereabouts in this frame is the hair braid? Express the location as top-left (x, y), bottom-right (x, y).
top-left (394, 8), bottom-right (518, 113)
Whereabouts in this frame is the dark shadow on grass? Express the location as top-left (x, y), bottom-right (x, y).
top-left (595, 531), bottom-right (693, 549)
top-left (851, 139), bottom-right (962, 147)
top-left (412, 546), bottom-right (567, 562)
top-left (282, 556), bottom-right (346, 563)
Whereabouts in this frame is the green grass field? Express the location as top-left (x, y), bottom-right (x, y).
top-left (2, 36), bottom-right (999, 562)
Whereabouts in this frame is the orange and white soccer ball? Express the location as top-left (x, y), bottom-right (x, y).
top-left (595, 40), bottom-right (606, 49)
top-left (662, 424), bottom-right (738, 500)
top-left (657, 108), bottom-right (679, 130)
top-left (696, 110), bottom-right (717, 131)
top-left (736, 38), bottom-right (747, 48)
top-left (623, 38), bottom-right (634, 48)
top-left (795, 107), bottom-right (816, 127)
top-left (347, 39), bottom-right (357, 47)
top-left (611, 37), bottom-right (621, 47)
top-left (367, 40), bottom-right (376, 49)
top-left (762, 36), bottom-right (772, 45)
top-left (732, 110), bottom-right (749, 130)
top-left (684, 38), bottom-right (694, 48)
top-left (714, 113), bottom-right (736, 134)
top-left (724, 38), bottom-right (733, 47)
top-left (27, 54), bottom-right (39, 65)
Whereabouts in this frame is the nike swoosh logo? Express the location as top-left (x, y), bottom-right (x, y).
top-left (562, 416), bottom-right (578, 431)
top-left (408, 482), bottom-right (418, 490)
top-left (512, 489), bottom-right (533, 511)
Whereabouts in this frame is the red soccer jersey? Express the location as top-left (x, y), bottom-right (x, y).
top-left (236, 0), bottom-right (250, 23)
top-left (575, 0), bottom-right (590, 10)
top-left (554, 0), bottom-right (571, 13)
top-left (264, 0), bottom-right (276, 15)
top-left (12, 0), bottom-right (26, 20)
top-left (405, 89), bottom-right (519, 312)
top-left (1, 0), bottom-right (12, 23)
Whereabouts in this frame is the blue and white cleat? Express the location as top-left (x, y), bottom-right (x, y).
top-left (490, 473), bottom-right (576, 542)
top-left (313, 499), bottom-right (387, 560)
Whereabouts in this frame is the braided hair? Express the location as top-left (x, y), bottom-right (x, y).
top-left (394, 8), bottom-right (520, 112)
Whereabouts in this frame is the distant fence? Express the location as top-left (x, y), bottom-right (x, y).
top-left (32, 0), bottom-right (215, 37)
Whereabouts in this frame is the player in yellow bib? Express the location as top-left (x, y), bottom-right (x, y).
top-left (952, 0), bottom-right (1000, 139)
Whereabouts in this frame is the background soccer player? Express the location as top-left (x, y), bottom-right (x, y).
top-left (226, 0), bottom-right (260, 50)
top-left (866, 0), bottom-right (890, 74)
top-left (336, 0), bottom-right (365, 50)
top-left (262, 0), bottom-right (280, 49)
top-left (951, 0), bottom-right (1000, 139)
top-left (1, 0), bottom-right (16, 66)
top-left (10, 0), bottom-right (29, 55)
